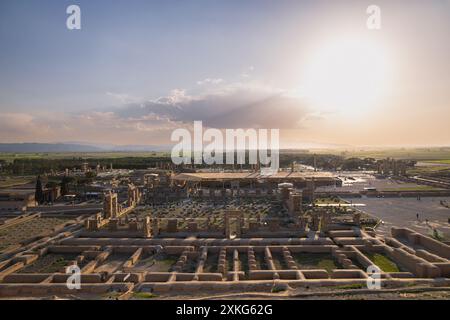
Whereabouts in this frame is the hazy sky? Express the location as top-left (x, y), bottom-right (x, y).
top-left (0, 0), bottom-right (449, 147)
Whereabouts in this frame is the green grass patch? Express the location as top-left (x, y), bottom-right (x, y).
top-left (316, 259), bottom-right (338, 273)
top-left (159, 257), bottom-right (177, 267)
top-left (430, 229), bottom-right (446, 242)
top-left (407, 166), bottom-right (450, 175)
top-left (317, 148), bottom-right (450, 161)
top-left (20, 254), bottom-right (77, 273)
top-left (294, 254), bottom-right (339, 273)
top-left (133, 292), bottom-right (158, 299)
top-left (427, 160), bottom-right (450, 165)
top-left (133, 253), bottom-right (178, 272)
top-left (334, 283), bottom-right (366, 290)
top-left (366, 253), bottom-right (400, 273)
top-left (102, 291), bottom-right (123, 299)
top-left (271, 286), bottom-right (287, 293)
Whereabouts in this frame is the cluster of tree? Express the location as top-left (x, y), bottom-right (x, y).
top-left (0, 159), bottom-right (7, 171)
top-left (340, 157), bottom-right (378, 171)
top-left (285, 154), bottom-right (343, 170)
top-left (34, 172), bottom-right (102, 204)
top-left (3, 153), bottom-right (421, 176)
top-left (281, 154), bottom-right (383, 171)
top-left (35, 176), bottom-right (44, 205)
top-left (2, 156), bottom-right (170, 175)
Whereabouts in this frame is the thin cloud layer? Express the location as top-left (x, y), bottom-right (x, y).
top-left (0, 82), bottom-right (311, 145)
top-left (115, 82), bottom-right (310, 129)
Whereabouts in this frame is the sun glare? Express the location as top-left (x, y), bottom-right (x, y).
top-left (303, 37), bottom-right (391, 116)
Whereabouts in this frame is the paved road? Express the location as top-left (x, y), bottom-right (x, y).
top-left (318, 173), bottom-right (438, 193)
top-left (344, 196), bottom-right (450, 239)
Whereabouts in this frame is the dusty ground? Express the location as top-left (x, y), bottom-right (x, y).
top-left (154, 286), bottom-right (450, 300)
top-left (0, 217), bottom-right (72, 252)
top-left (346, 196), bottom-right (450, 239)
top-left (2, 285), bottom-right (450, 300)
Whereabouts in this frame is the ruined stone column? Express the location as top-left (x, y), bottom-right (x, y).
top-left (264, 247), bottom-right (276, 271)
top-left (217, 247), bottom-right (227, 275)
top-left (248, 247), bottom-right (257, 271)
top-left (143, 216), bottom-right (152, 238)
top-left (233, 249), bottom-right (240, 281)
top-left (103, 191), bottom-right (118, 218)
top-left (282, 247), bottom-right (298, 270)
top-left (195, 247), bottom-right (208, 275)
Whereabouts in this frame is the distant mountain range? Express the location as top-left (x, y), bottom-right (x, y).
top-left (0, 143), bottom-right (171, 153)
top-left (0, 142), bottom-right (353, 153)
top-left (1, 142), bottom-right (447, 154)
